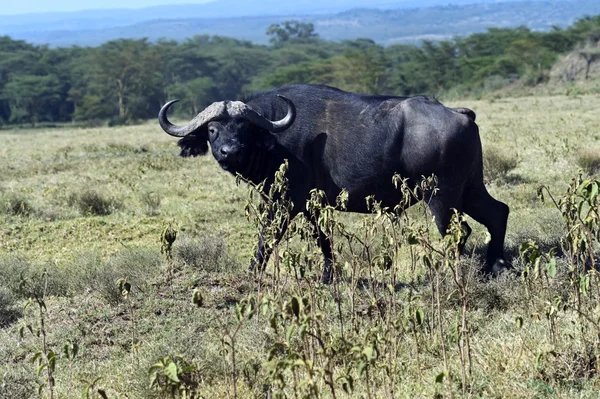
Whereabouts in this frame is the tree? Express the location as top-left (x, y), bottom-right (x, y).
top-left (86, 39), bottom-right (162, 123)
top-left (168, 77), bottom-right (215, 116)
top-left (1, 74), bottom-right (61, 125)
top-left (577, 44), bottom-right (600, 80)
top-left (266, 21), bottom-right (318, 46)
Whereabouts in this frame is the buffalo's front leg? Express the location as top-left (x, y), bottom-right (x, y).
top-left (249, 215), bottom-right (290, 273)
top-left (312, 223), bottom-right (333, 284)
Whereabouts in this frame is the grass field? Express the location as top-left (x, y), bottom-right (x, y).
top-left (1, 94), bottom-right (600, 398)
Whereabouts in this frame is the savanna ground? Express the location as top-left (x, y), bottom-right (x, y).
top-left (1, 93), bottom-right (600, 398)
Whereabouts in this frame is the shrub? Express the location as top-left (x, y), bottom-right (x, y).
top-left (1, 194), bottom-right (33, 216)
top-left (108, 116), bottom-right (125, 127)
top-left (105, 142), bottom-right (138, 154)
top-left (0, 287), bottom-right (21, 327)
top-left (483, 146), bottom-right (519, 183)
top-left (70, 248), bottom-right (163, 305)
top-left (68, 189), bottom-right (121, 216)
top-left (577, 148), bottom-right (600, 175)
top-left (0, 367), bottom-right (38, 399)
top-left (0, 255), bottom-right (70, 299)
top-left (483, 75), bottom-right (511, 92)
top-left (174, 236), bottom-right (237, 273)
top-left (522, 67), bottom-right (549, 87)
top-left (140, 191), bottom-right (161, 216)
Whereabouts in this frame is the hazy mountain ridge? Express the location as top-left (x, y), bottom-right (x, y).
top-left (1, 0), bottom-right (598, 46)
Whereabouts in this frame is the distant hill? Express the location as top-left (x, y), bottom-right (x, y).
top-left (2, 0), bottom-right (599, 47)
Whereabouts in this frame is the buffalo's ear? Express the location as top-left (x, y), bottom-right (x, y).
top-left (257, 131), bottom-right (276, 152)
top-left (177, 130), bottom-right (209, 157)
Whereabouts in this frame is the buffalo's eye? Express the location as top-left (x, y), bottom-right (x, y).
top-left (208, 126), bottom-right (218, 140)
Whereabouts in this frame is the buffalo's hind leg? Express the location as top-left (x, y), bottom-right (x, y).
top-left (427, 185), bottom-right (472, 254)
top-left (315, 225), bottom-right (333, 284)
top-left (462, 181), bottom-right (510, 275)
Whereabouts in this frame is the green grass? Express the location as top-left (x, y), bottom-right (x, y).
top-left (1, 94), bottom-right (600, 398)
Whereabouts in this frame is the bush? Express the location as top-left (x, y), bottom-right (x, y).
top-left (0, 287), bottom-right (21, 327)
top-left (0, 255), bottom-right (70, 299)
top-left (522, 67), bottom-right (549, 87)
top-left (68, 189), bottom-right (121, 216)
top-left (174, 236), bottom-right (237, 273)
top-left (105, 142), bottom-right (138, 154)
top-left (577, 148), bottom-right (600, 175)
top-left (108, 116), bottom-right (125, 127)
top-left (140, 191), bottom-right (161, 216)
top-left (1, 194), bottom-right (33, 216)
top-left (70, 248), bottom-right (163, 305)
top-left (484, 75), bottom-right (511, 92)
top-left (483, 146), bottom-right (519, 183)
top-left (0, 367), bottom-right (38, 399)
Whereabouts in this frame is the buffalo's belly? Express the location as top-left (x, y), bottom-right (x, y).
top-left (330, 170), bottom-right (413, 213)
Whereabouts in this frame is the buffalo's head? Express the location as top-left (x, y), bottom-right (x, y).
top-left (158, 96), bottom-right (296, 171)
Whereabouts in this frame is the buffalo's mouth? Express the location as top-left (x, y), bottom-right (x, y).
top-left (217, 154), bottom-right (241, 171)
top-left (218, 160), bottom-right (231, 171)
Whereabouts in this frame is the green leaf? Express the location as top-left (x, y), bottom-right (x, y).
top-left (286, 325), bottom-right (295, 344)
top-left (339, 375), bottom-right (354, 394)
top-left (387, 284), bottom-right (394, 296)
top-left (515, 316), bottom-right (524, 329)
top-left (148, 363), bottom-right (165, 374)
top-left (422, 255), bottom-right (431, 269)
top-left (148, 373), bottom-right (158, 389)
top-left (72, 342), bottom-right (79, 359)
top-left (37, 362), bottom-right (48, 377)
top-left (408, 234), bottom-right (419, 245)
top-left (192, 289), bottom-right (204, 308)
top-left (164, 362), bottom-right (180, 383)
top-left (546, 258), bottom-right (557, 278)
top-left (357, 360), bottom-right (367, 377)
top-left (180, 365), bottom-right (197, 374)
top-left (590, 182), bottom-right (598, 200)
top-left (415, 309), bottom-right (424, 326)
top-left (536, 186), bottom-right (545, 203)
top-left (291, 297), bottom-right (300, 319)
top-left (31, 351), bottom-right (43, 364)
top-left (362, 345), bottom-right (375, 361)
top-left (298, 323), bottom-right (307, 340)
top-left (435, 371), bottom-right (446, 383)
top-left (47, 350), bottom-right (57, 371)
top-left (269, 316), bottom-right (277, 331)
top-left (235, 304), bottom-right (243, 322)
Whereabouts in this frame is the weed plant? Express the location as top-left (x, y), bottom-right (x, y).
top-left (1, 96), bottom-right (600, 397)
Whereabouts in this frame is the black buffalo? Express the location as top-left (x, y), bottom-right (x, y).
top-left (158, 84), bottom-right (509, 283)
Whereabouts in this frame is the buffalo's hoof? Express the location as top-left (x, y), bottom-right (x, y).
top-left (249, 261), bottom-right (266, 273)
top-left (484, 258), bottom-right (511, 277)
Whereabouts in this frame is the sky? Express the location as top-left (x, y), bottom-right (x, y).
top-left (0, 0), bottom-right (214, 15)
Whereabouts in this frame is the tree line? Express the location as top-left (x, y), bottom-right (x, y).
top-left (1, 16), bottom-right (599, 127)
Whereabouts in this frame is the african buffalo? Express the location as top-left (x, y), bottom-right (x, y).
top-left (158, 84), bottom-right (509, 283)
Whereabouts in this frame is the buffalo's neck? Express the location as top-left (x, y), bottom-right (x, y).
top-left (235, 145), bottom-right (283, 189)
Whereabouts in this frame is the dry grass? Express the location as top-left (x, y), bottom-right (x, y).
top-left (1, 94), bottom-right (600, 397)
top-left (483, 145), bottom-right (519, 184)
top-left (577, 147), bottom-right (600, 175)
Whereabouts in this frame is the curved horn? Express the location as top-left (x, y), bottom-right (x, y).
top-left (229, 95), bottom-right (296, 133)
top-left (158, 99), bottom-right (226, 137)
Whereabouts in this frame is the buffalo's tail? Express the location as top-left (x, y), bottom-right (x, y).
top-left (451, 107), bottom-right (476, 122)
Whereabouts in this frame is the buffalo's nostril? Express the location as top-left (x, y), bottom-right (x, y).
top-left (220, 147), bottom-right (229, 156)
